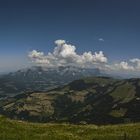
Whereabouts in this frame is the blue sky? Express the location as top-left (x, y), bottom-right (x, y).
top-left (0, 0), bottom-right (140, 73)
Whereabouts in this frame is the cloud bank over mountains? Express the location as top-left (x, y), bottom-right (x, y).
top-left (28, 40), bottom-right (107, 68)
top-left (28, 40), bottom-right (140, 73)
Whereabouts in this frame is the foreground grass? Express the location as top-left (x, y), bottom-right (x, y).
top-left (0, 116), bottom-right (140, 140)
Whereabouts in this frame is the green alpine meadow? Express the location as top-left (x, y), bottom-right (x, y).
top-left (0, 115), bottom-right (140, 140)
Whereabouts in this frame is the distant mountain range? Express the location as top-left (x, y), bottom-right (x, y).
top-left (0, 66), bottom-right (100, 97)
top-left (0, 76), bottom-right (140, 124)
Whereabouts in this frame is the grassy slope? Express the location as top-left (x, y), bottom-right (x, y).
top-left (0, 116), bottom-right (140, 140)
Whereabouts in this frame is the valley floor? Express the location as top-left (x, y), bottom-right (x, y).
top-left (0, 116), bottom-right (140, 140)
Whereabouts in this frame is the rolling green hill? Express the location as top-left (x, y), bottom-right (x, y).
top-left (0, 115), bottom-right (140, 140)
top-left (0, 76), bottom-right (140, 124)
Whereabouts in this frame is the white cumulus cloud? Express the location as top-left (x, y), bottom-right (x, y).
top-left (114, 61), bottom-right (134, 71)
top-left (55, 39), bottom-right (66, 46)
top-left (28, 39), bottom-right (140, 75)
top-left (130, 58), bottom-right (140, 70)
top-left (28, 39), bottom-right (108, 68)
